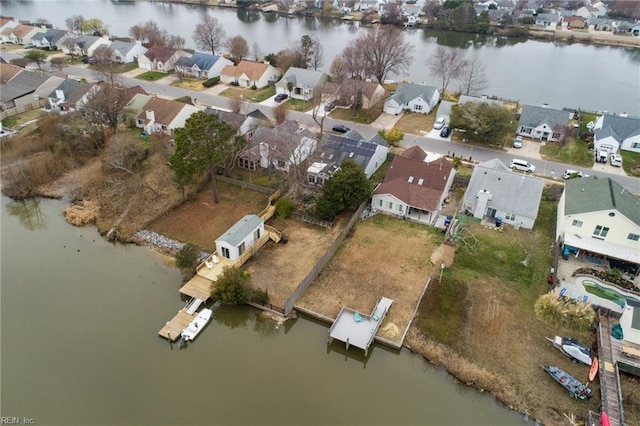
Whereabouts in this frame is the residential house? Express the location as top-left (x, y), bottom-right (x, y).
top-left (135, 96), bottom-right (201, 135)
top-left (30, 28), bottom-right (67, 50)
top-left (575, 5), bottom-right (600, 19)
top-left (0, 62), bottom-right (24, 85)
top-left (322, 79), bottom-right (386, 110)
top-left (123, 93), bottom-right (152, 117)
top-left (238, 120), bottom-right (317, 172)
top-left (204, 107), bottom-right (269, 139)
top-left (383, 82), bottom-right (440, 115)
top-left (137, 45), bottom-right (190, 72)
top-left (556, 176), bottom-right (640, 265)
top-left (83, 84), bottom-right (148, 123)
top-left (593, 114), bottom-right (640, 153)
top-left (220, 60), bottom-right (282, 89)
top-left (0, 17), bottom-right (18, 34)
top-left (47, 78), bottom-right (96, 112)
top-left (275, 67), bottom-right (329, 101)
top-left (215, 214), bottom-right (265, 261)
top-left (0, 23), bottom-right (45, 44)
top-left (109, 40), bottom-right (148, 64)
top-left (562, 16), bottom-right (586, 29)
top-left (60, 34), bottom-right (111, 57)
top-left (591, 1), bottom-right (608, 17)
top-left (588, 17), bottom-right (614, 31)
top-left (517, 104), bottom-right (572, 142)
top-left (307, 131), bottom-right (388, 185)
top-left (174, 52), bottom-right (233, 79)
top-left (535, 13), bottom-right (561, 27)
top-left (371, 146), bottom-right (455, 225)
top-left (1, 70), bottom-right (62, 109)
top-left (461, 158), bottom-right (544, 229)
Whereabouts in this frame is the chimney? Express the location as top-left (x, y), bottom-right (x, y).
top-left (542, 103), bottom-right (549, 109)
top-left (145, 110), bottom-right (155, 122)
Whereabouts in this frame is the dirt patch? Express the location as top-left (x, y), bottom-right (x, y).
top-left (296, 214), bottom-right (441, 344)
top-left (430, 244), bottom-right (455, 267)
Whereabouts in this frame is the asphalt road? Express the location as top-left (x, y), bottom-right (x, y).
top-left (2, 51), bottom-right (638, 191)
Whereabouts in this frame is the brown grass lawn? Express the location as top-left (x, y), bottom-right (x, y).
top-left (329, 104), bottom-right (384, 125)
top-left (394, 111), bottom-right (436, 135)
top-left (219, 86), bottom-right (275, 102)
top-left (147, 181), bottom-right (270, 252)
top-left (297, 214), bottom-right (446, 344)
top-left (171, 78), bottom-right (206, 92)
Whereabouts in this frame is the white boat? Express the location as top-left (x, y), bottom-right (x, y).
top-left (547, 336), bottom-right (592, 365)
top-left (181, 309), bottom-right (213, 341)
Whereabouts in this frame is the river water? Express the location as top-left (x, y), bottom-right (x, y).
top-left (0, 196), bottom-right (524, 424)
top-left (2, 0), bottom-right (639, 115)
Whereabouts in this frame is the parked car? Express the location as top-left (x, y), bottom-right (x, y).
top-left (332, 124), bottom-right (350, 134)
top-left (509, 159), bottom-right (535, 173)
top-left (434, 116), bottom-right (446, 130)
top-left (563, 169), bottom-right (588, 180)
top-left (23, 43), bottom-right (35, 49)
top-left (81, 56), bottom-right (97, 64)
top-left (596, 148), bottom-right (608, 163)
top-left (324, 102), bottom-right (335, 112)
top-left (512, 136), bottom-right (523, 148)
top-left (440, 126), bottom-right (450, 138)
top-left (274, 93), bottom-right (288, 102)
top-left (610, 153), bottom-right (622, 167)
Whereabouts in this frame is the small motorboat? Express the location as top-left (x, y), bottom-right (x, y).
top-left (542, 365), bottom-right (592, 400)
top-left (547, 336), bottom-right (592, 365)
top-left (181, 308), bottom-right (213, 341)
top-left (589, 357), bottom-right (599, 382)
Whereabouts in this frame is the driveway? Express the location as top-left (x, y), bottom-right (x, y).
top-left (591, 160), bottom-right (627, 177)
top-left (370, 112), bottom-right (402, 130)
top-left (506, 138), bottom-right (542, 160)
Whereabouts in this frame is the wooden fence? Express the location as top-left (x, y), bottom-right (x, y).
top-left (216, 174), bottom-right (277, 194)
top-left (0, 100), bottom-right (47, 121)
top-left (282, 202), bottom-right (368, 316)
top-left (290, 211), bottom-right (334, 229)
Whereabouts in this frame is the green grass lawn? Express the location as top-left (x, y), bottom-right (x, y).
top-left (283, 98), bottom-right (313, 112)
top-left (579, 112), bottom-right (598, 135)
top-left (540, 137), bottom-right (594, 167)
top-left (621, 150), bottom-right (640, 177)
top-left (328, 105), bottom-right (383, 125)
top-left (136, 71), bottom-right (171, 81)
top-left (219, 86), bottom-right (275, 103)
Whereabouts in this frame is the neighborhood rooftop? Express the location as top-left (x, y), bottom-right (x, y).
top-left (215, 214), bottom-right (263, 247)
top-left (388, 82), bottom-right (439, 106)
top-left (519, 104), bottom-right (572, 129)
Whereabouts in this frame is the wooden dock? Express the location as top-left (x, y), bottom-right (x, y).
top-left (158, 309), bottom-right (196, 341)
top-left (598, 314), bottom-right (624, 426)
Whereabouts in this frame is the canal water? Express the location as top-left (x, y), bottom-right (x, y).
top-left (2, 0), bottom-right (639, 115)
top-left (0, 196), bottom-right (525, 424)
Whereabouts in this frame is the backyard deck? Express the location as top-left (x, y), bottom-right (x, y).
top-left (328, 297), bottom-right (393, 356)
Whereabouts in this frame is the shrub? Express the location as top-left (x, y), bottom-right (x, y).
top-left (451, 157), bottom-right (463, 169)
top-left (175, 243), bottom-right (199, 269)
top-left (210, 267), bottom-right (251, 305)
top-left (203, 76), bottom-right (220, 88)
top-left (534, 293), bottom-right (595, 331)
top-left (251, 84), bottom-right (257, 90)
top-left (275, 196), bottom-right (295, 219)
top-left (378, 127), bottom-right (404, 147)
top-left (175, 96), bottom-right (192, 104)
top-left (230, 81), bottom-right (240, 87)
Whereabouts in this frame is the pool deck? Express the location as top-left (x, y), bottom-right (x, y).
top-left (328, 297), bottom-right (393, 356)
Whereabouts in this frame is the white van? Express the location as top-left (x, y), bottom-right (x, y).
top-left (509, 159), bottom-right (535, 173)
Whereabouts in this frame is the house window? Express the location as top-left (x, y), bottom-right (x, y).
top-left (522, 127), bottom-right (532, 134)
top-left (628, 233), bottom-right (640, 241)
top-left (593, 225), bottom-right (609, 238)
top-left (378, 199), bottom-right (383, 207)
top-left (277, 160), bottom-right (286, 168)
top-left (387, 201), bottom-right (393, 209)
top-left (221, 247), bottom-right (230, 259)
top-left (136, 119), bottom-right (143, 126)
top-left (632, 142), bottom-right (640, 149)
top-left (397, 204), bottom-right (403, 212)
top-left (238, 242), bottom-right (246, 256)
top-left (254, 228), bottom-right (261, 240)
top-left (571, 220), bottom-right (583, 227)
top-left (308, 175), bottom-right (316, 184)
top-left (505, 213), bottom-right (516, 221)
top-left (414, 104), bottom-right (423, 112)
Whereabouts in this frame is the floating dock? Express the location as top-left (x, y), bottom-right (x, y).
top-left (159, 308), bottom-right (197, 341)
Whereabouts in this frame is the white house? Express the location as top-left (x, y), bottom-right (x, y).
top-left (517, 104), bottom-right (572, 142)
top-left (556, 176), bottom-right (640, 265)
top-left (220, 60), bottom-right (282, 89)
top-left (109, 40), bottom-right (148, 64)
top-left (2, 70), bottom-right (63, 109)
top-left (174, 52), bottom-right (233, 79)
top-left (275, 67), bottom-right (329, 101)
top-left (593, 114), bottom-right (640, 154)
top-left (135, 96), bottom-right (201, 135)
top-left (137, 45), bottom-right (190, 72)
top-left (383, 82), bottom-right (440, 115)
top-left (371, 146), bottom-right (455, 225)
top-left (461, 159), bottom-right (545, 229)
top-left (0, 23), bottom-right (45, 45)
top-left (30, 28), bottom-right (67, 50)
top-left (215, 214), bottom-right (265, 261)
top-left (60, 34), bottom-right (111, 57)
top-left (46, 78), bottom-right (94, 112)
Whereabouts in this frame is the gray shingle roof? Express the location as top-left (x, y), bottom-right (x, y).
top-left (74, 34), bottom-right (102, 49)
top-left (276, 67), bottom-right (327, 89)
top-left (388, 82), bottom-right (438, 106)
top-left (595, 114), bottom-right (640, 144)
top-left (216, 214), bottom-right (263, 247)
top-left (175, 52), bottom-right (223, 71)
top-left (1, 71), bottom-right (50, 102)
top-left (463, 159), bottom-right (544, 218)
top-left (518, 104), bottom-right (571, 130)
top-left (564, 176), bottom-right (640, 226)
top-left (31, 28), bottom-right (66, 44)
top-left (110, 40), bottom-right (136, 55)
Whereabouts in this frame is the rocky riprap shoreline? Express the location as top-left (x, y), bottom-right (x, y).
top-left (133, 230), bottom-right (210, 262)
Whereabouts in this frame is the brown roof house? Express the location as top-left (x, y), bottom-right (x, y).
top-left (137, 46), bottom-right (190, 72)
top-left (0, 23), bottom-right (45, 44)
top-left (371, 146), bottom-right (455, 225)
top-left (220, 60), bottom-right (282, 89)
top-left (0, 62), bottom-right (24, 84)
top-left (237, 120), bottom-right (317, 172)
top-left (322, 79), bottom-right (386, 110)
top-left (135, 96), bottom-right (201, 135)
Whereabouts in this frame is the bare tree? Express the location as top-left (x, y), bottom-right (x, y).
top-left (272, 104), bottom-right (289, 125)
top-left (49, 57), bottom-right (66, 73)
top-left (92, 45), bottom-right (119, 85)
top-left (308, 37), bottom-right (324, 70)
top-left (83, 83), bottom-right (131, 130)
top-left (251, 41), bottom-right (263, 61)
top-left (351, 25), bottom-right (413, 83)
top-left (228, 97), bottom-right (244, 114)
top-left (274, 48), bottom-right (305, 73)
top-left (35, 18), bottom-right (50, 26)
top-left (457, 55), bottom-right (488, 96)
top-left (65, 15), bottom-right (84, 33)
top-left (61, 36), bottom-right (79, 57)
top-left (225, 35), bottom-right (249, 64)
top-left (310, 87), bottom-right (327, 136)
top-left (167, 34), bottom-right (186, 49)
top-left (427, 46), bottom-right (468, 96)
top-left (329, 56), bottom-right (349, 83)
top-left (129, 21), bottom-right (168, 47)
top-left (339, 43), bottom-right (369, 79)
top-left (192, 15), bottom-right (226, 56)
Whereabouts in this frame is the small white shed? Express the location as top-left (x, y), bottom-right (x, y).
top-left (215, 214), bottom-right (264, 261)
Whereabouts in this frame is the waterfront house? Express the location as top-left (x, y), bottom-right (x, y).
top-left (593, 113), bottom-right (640, 154)
top-left (109, 40), bottom-right (148, 64)
top-left (47, 78), bottom-right (95, 112)
top-left (0, 16), bottom-right (18, 34)
top-left (516, 104), bottom-right (571, 142)
top-left (562, 16), bottom-right (586, 29)
top-left (238, 120), bottom-right (317, 172)
top-left (135, 96), bottom-right (201, 135)
top-left (322, 79), bottom-right (386, 110)
top-left (556, 176), bottom-right (640, 265)
top-left (371, 146), bottom-right (455, 225)
top-left (461, 158), bottom-right (544, 229)
top-left (0, 23), bottom-right (45, 45)
top-left (535, 13), bottom-right (561, 27)
top-left (275, 67), bottom-right (329, 101)
top-left (60, 34), bottom-right (111, 57)
top-left (174, 52), bottom-right (233, 79)
top-left (307, 131), bottom-right (388, 185)
top-left (215, 214), bottom-right (265, 261)
top-left (383, 82), bottom-right (440, 115)
top-left (220, 60), bottom-right (282, 89)
top-left (31, 28), bottom-right (67, 50)
top-left (137, 45), bottom-right (190, 72)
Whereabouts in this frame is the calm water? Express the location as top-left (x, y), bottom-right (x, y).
top-left (0, 196), bottom-right (524, 424)
top-left (1, 0), bottom-right (639, 114)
